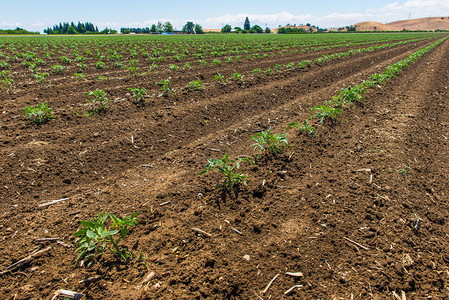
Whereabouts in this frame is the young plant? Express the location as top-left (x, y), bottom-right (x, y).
top-left (35, 58), bottom-right (46, 66)
top-left (52, 64), bottom-right (66, 74)
top-left (59, 56), bottom-right (72, 64)
top-left (198, 151), bottom-right (253, 192)
top-left (73, 212), bottom-right (138, 266)
top-left (286, 120), bottom-right (316, 137)
top-left (127, 87), bottom-right (148, 102)
top-left (231, 72), bottom-right (243, 81)
top-left (128, 66), bottom-right (138, 76)
top-left (285, 62), bottom-right (295, 70)
top-left (213, 73), bottom-right (226, 83)
top-left (168, 64), bottom-right (179, 71)
top-left (297, 60), bottom-right (312, 69)
top-left (72, 72), bottom-right (86, 81)
top-left (252, 68), bottom-right (262, 76)
top-left (85, 89), bottom-right (110, 113)
top-left (310, 105), bottom-right (342, 124)
top-left (264, 68), bottom-right (273, 75)
top-left (338, 86), bottom-right (366, 106)
top-left (114, 61), bottom-right (125, 69)
top-left (211, 59), bottom-right (222, 66)
top-left (396, 164), bottom-right (411, 178)
top-left (95, 61), bottom-right (106, 69)
top-left (33, 72), bottom-right (49, 86)
top-left (155, 77), bottom-right (171, 96)
top-left (0, 61), bottom-right (11, 69)
top-left (251, 127), bottom-right (288, 156)
top-left (275, 64), bottom-right (284, 72)
top-left (187, 80), bottom-right (204, 91)
top-left (24, 102), bottom-right (55, 124)
top-left (149, 63), bottom-right (158, 71)
top-left (0, 70), bottom-right (14, 90)
top-left (77, 62), bottom-right (88, 70)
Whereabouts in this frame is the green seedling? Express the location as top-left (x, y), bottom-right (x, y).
top-left (52, 64), bottom-right (65, 74)
top-left (155, 77), bottom-right (171, 96)
top-left (187, 80), bottom-right (204, 91)
top-left (77, 62), bottom-right (88, 70)
top-left (213, 73), bottom-right (226, 83)
top-left (396, 164), bottom-right (411, 178)
top-left (24, 102), bottom-right (54, 124)
top-left (73, 212), bottom-right (138, 266)
top-left (127, 87), bottom-right (147, 102)
top-left (72, 72), bottom-right (86, 81)
top-left (85, 89), bottom-right (110, 113)
top-left (252, 68), bottom-right (262, 76)
top-left (297, 60), bottom-right (312, 69)
top-left (168, 64), bottom-right (179, 71)
top-left (338, 85), bottom-right (366, 106)
top-left (95, 61), bottom-right (106, 69)
top-left (286, 120), bottom-right (316, 137)
top-left (114, 61), bottom-right (125, 69)
top-left (149, 63), bottom-right (158, 71)
top-left (128, 66), bottom-right (138, 76)
top-left (231, 72), bottom-right (243, 81)
top-left (0, 70), bottom-right (14, 90)
top-left (0, 61), bottom-right (11, 69)
top-left (33, 72), bottom-right (49, 86)
top-left (198, 151), bottom-right (253, 192)
top-left (251, 127), bottom-right (288, 156)
top-left (59, 56), bottom-right (72, 64)
top-left (264, 68), bottom-right (273, 75)
top-left (310, 105), bottom-right (342, 124)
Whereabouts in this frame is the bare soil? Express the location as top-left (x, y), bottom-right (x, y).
top-left (1, 37), bottom-right (448, 299)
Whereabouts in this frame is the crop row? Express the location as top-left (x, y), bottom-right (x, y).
top-left (0, 33), bottom-right (441, 71)
top-left (0, 36), bottom-right (432, 92)
top-left (288, 36), bottom-right (448, 135)
top-left (0, 37), bottom-right (432, 79)
top-left (197, 36), bottom-right (448, 198)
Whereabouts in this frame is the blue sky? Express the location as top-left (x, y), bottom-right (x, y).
top-left (1, 0), bottom-right (449, 32)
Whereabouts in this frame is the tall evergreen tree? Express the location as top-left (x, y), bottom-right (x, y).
top-left (244, 17), bottom-right (251, 31)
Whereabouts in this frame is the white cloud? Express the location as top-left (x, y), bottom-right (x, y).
top-left (199, 0), bottom-right (449, 28)
top-left (7, 0), bottom-right (449, 32)
top-left (0, 21), bottom-right (23, 29)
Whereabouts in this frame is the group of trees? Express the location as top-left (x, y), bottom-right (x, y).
top-left (0, 27), bottom-right (39, 35)
top-left (120, 22), bottom-right (203, 34)
top-left (182, 22), bottom-right (204, 34)
top-left (120, 22), bottom-right (172, 34)
top-left (221, 17), bottom-right (271, 34)
top-left (43, 22), bottom-right (116, 34)
top-left (278, 23), bottom-right (327, 34)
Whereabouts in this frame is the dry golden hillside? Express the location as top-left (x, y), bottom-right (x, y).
top-left (355, 16), bottom-right (449, 31)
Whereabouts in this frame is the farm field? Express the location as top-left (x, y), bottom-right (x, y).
top-left (0, 32), bottom-right (449, 299)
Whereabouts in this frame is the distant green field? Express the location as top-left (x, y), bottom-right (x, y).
top-left (0, 31), bottom-right (445, 92)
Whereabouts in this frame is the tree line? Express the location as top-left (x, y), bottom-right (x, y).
top-left (221, 17), bottom-right (271, 33)
top-left (121, 21), bottom-right (203, 34)
top-left (0, 27), bottom-right (39, 35)
top-left (43, 22), bottom-right (116, 34)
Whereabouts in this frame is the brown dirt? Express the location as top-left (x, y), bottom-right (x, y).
top-left (1, 37), bottom-right (449, 299)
